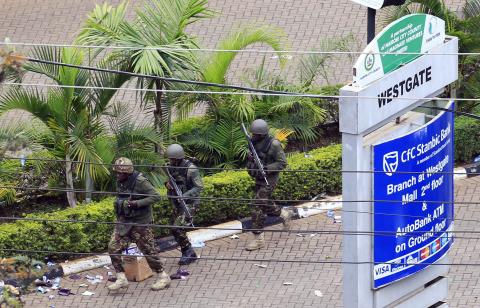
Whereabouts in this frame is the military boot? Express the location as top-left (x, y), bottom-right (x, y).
top-left (280, 208), bottom-right (293, 230)
top-left (179, 247), bottom-right (198, 265)
top-left (107, 272), bottom-right (128, 291)
top-left (151, 271), bottom-right (171, 291)
top-left (245, 233), bottom-right (265, 251)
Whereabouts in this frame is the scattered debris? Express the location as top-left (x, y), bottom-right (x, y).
top-left (334, 215), bottom-right (342, 223)
top-left (36, 286), bottom-right (48, 294)
top-left (170, 269), bottom-right (190, 280)
top-left (69, 274), bottom-right (82, 280)
top-left (78, 284), bottom-right (88, 288)
top-left (107, 272), bottom-right (113, 276)
top-left (230, 234), bottom-right (239, 239)
top-left (253, 264), bottom-right (267, 268)
top-left (327, 210), bottom-right (335, 218)
top-left (81, 291), bottom-right (95, 296)
top-left (297, 233), bottom-right (316, 237)
top-left (283, 282), bottom-right (293, 286)
top-left (85, 275), bottom-right (103, 285)
top-left (51, 277), bottom-right (61, 290)
top-left (35, 278), bottom-right (52, 288)
top-left (48, 295), bottom-right (55, 300)
top-left (314, 290), bottom-right (323, 297)
top-left (191, 240), bottom-right (205, 248)
top-left (58, 288), bottom-right (74, 296)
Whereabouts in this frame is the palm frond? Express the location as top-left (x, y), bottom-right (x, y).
top-left (203, 26), bottom-right (288, 84)
top-left (0, 87), bottom-right (50, 122)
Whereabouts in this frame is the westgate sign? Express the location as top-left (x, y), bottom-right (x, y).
top-left (341, 12), bottom-right (458, 307)
top-left (339, 36), bottom-right (457, 135)
top-left (353, 14), bottom-right (445, 88)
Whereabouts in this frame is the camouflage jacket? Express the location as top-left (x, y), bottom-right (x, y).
top-left (114, 171), bottom-right (161, 224)
top-left (247, 135), bottom-right (287, 185)
top-left (167, 159), bottom-right (203, 207)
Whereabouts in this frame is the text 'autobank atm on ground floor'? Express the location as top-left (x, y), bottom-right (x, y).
top-left (340, 13), bottom-right (458, 308)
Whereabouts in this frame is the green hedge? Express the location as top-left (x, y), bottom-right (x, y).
top-left (0, 144), bottom-right (341, 259)
top-left (455, 116), bottom-right (480, 163)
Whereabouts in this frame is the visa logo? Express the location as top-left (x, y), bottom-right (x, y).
top-left (374, 264), bottom-right (391, 279)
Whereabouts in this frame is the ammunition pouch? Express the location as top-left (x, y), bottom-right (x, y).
top-left (114, 197), bottom-right (149, 219)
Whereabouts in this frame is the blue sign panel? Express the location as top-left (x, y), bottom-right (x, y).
top-left (373, 102), bottom-right (454, 288)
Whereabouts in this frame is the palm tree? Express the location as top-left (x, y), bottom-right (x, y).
top-left (96, 102), bottom-right (165, 189)
top-left (0, 46), bottom-right (132, 207)
top-left (76, 0), bottom-right (212, 153)
top-left (381, 0), bottom-right (480, 111)
top-left (172, 26), bottom-right (288, 167)
top-left (175, 33), bottom-right (355, 166)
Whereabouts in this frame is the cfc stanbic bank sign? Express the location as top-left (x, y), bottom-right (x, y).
top-left (372, 101), bottom-right (454, 288)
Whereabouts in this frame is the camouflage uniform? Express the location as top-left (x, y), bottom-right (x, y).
top-left (167, 160), bottom-right (203, 249)
top-left (108, 171), bottom-right (164, 273)
top-left (247, 136), bottom-right (287, 234)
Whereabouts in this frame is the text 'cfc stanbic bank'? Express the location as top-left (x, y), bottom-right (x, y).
top-left (340, 13), bottom-right (457, 308)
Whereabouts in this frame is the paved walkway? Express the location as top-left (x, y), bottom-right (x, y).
top-left (23, 176), bottom-right (480, 307)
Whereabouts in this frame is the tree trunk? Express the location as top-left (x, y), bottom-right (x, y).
top-left (65, 154), bottom-right (77, 207)
top-left (154, 79), bottom-right (165, 155)
top-left (85, 163), bottom-right (93, 203)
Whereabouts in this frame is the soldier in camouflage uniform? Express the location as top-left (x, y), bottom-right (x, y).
top-left (245, 119), bottom-right (292, 251)
top-left (107, 157), bottom-right (171, 291)
top-left (165, 144), bottom-right (203, 265)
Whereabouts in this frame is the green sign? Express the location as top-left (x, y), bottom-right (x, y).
top-left (353, 14), bottom-right (445, 87)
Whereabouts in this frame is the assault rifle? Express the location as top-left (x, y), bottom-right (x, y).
top-left (241, 123), bottom-right (270, 187)
top-left (163, 166), bottom-right (193, 224)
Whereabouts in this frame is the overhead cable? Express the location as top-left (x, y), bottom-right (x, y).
top-left (0, 41), bottom-right (476, 56)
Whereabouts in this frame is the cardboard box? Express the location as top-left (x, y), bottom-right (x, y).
top-left (122, 245), bottom-right (153, 282)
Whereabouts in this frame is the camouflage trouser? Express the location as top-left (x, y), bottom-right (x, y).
top-left (108, 225), bottom-right (164, 273)
top-left (170, 200), bottom-right (196, 250)
top-left (251, 183), bottom-right (281, 234)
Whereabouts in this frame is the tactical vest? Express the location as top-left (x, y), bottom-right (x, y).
top-left (115, 171), bottom-right (151, 219)
top-left (168, 159), bottom-right (193, 193)
top-left (254, 135), bottom-right (274, 165)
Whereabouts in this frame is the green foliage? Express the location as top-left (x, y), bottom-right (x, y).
top-left (170, 116), bottom-right (205, 139)
top-left (0, 187), bottom-right (16, 206)
top-left (0, 144), bottom-right (341, 259)
top-left (77, 0), bottom-right (213, 143)
top-left (0, 199), bottom-right (115, 260)
top-left (454, 116), bottom-right (480, 162)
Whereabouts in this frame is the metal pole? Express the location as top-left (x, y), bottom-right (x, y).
top-left (367, 8), bottom-right (376, 44)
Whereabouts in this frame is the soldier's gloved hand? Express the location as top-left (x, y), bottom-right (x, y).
top-left (127, 200), bottom-right (138, 209)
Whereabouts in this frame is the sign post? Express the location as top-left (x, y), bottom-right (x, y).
top-left (340, 14), bottom-right (457, 308)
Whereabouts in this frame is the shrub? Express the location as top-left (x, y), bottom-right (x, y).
top-left (0, 144), bottom-right (341, 259)
top-left (454, 116), bottom-right (480, 163)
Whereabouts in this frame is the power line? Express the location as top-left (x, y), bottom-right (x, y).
top-left (0, 184), bottom-right (462, 206)
top-left (0, 216), bottom-right (470, 238)
top-left (0, 155), bottom-right (471, 176)
top-left (0, 81), bottom-right (473, 102)
top-left (0, 248), bottom-right (470, 266)
top-left (0, 41), bottom-right (475, 56)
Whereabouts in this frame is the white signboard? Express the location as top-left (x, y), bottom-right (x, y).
top-left (353, 14), bottom-right (446, 88)
top-left (340, 37), bottom-right (458, 135)
top-left (350, 0), bottom-right (385, 9)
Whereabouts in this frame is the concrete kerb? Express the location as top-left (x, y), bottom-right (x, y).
top-left (60, 166), bottom-right (471, 275)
